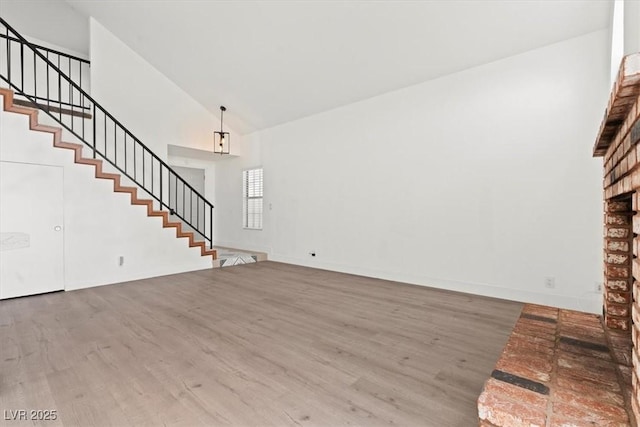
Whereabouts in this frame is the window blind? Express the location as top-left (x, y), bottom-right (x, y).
top-left (243, 168), bottom-right (263, 229)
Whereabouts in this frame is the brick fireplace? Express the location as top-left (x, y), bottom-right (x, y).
top-left (594, 52), bottom-right (640, 422)
top-left (477, 53), bottom-right (640, 426)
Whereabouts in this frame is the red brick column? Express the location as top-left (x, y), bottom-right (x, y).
top-left (633, 192), bottom-right (640, 422)
top-left (605, 198), bottom-right (634, 331)
top-left (589, 52), bottom-right (640, 425)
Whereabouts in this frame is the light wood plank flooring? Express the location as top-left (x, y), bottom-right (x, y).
top-left (1, 262), bottom-right (522, 426)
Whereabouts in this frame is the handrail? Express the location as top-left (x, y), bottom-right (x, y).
top-left (0, 16), bottom-right (215, 248)
top-left (0, 33), bottom-right (90, 64)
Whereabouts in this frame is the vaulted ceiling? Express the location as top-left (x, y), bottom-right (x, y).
top-left (1, 0), bottom-right (613, 133)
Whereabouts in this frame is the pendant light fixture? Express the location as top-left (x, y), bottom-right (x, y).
top-left (214, 105), bottom-right (230, 154)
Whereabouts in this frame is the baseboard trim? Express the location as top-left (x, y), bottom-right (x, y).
top-left (268, 254), bottom-right (602, 314)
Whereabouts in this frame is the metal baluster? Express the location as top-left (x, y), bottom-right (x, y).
top-left (6, 28), bottom-right (10, 83)
top-left (124, 132), bottom-right (128, 174)
top-left (81, 72), bottom-right (84, 140)
top-left (46, 52), bottom-right (49, 110)
top-left (69, 57), bottom-right (74, 131)
top-left (133, 139), bottom-right (137, 181)
top-left (168, 170), bottom-right (172, 213)
top-left (33, 50), bottom-right (36, 104)
top-left (114, 121), bottom-right (117, 166)
top-left (92, 104), bottom-right (96, 158)
top-left (68, 56), bottom-right (71, 114)
top-left (209, 207), bottom-right (213, 248)
top-left (159, 164), bottom-right (163, 209)
top-left (57, 54), bottom-right (61, 121)
top-left (104, 114), bottom-right (107, 158)
top-left (20, 42), bottom-right (23, 91)
top-left (79, 60), bottom-right (83, 111)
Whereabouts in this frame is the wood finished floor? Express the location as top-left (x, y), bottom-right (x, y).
top-left (0, 262), bottom-right (522, 427)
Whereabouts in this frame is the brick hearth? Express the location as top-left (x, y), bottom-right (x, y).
top-left (478, 304), bottom-right (632, 426)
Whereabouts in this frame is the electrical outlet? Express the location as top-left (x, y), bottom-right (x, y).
top-left (309, 251), bottom-right (316, 257)
top-left (595, 282), bottom-right (603, 293)
top-left (119, 256), bottom-right (124, 266)
top-left (544, 276), bottom-right (555, 289)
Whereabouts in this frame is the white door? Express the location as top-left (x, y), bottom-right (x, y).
top-left (0, 161), bottom-right (64, 299)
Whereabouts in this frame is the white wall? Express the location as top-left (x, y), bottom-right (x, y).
top-left (611, 0), bottom-right (625, 83)
top-left (1, 0), bottom-right (90, 56)
top-left (0, 103), bottom-right (212, 291)
top-left (215, 30), bottom-right (610, 313)
top-left (89, 18), bottom-right (241, 160)
top-left (624, 0), bottom-right (640, 54)
top-left (611, 0), bottom-right (640, 83)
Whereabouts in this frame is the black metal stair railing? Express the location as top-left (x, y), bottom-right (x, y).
top-left (0, 17), bottom-right (214, 249)
top-left (0, 32), bottom-right (90, 115)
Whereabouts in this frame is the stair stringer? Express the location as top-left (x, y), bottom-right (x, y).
top-left (0, 88), bottom-right (217, 260)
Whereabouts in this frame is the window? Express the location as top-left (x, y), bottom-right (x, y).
top-left (243, 168), bottom-right (263, 229)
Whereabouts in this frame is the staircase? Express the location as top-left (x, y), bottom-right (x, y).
top-left (0, 17), bottom-right (217, 260)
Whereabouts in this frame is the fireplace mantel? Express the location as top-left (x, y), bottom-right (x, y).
top-left (594, 53), bottom-right (640, 157)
